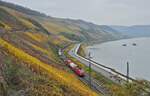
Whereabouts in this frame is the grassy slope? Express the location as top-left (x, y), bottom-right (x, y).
top-left (0, 50), bottom-right (83, 96)
top-left (0, 4), bottom-right (98, 96)
top-left (0, 37), bottom-right (97, 96)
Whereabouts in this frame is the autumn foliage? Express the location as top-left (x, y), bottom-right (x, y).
top-left (0, 38), bottom-right (98, 96)
top-left (25, 32), bottom-right (48, 42)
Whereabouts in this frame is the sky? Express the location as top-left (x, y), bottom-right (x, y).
top-left (2, 0), bottom-right (150, 25)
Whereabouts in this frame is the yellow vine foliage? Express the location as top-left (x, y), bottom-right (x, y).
top-left (49, 35), bottom-right (70, 45)
top-left (0, 6), bottom-right (25, 18)
top-left (41, 21), bottom-right (70, 33)
top-left (0, 20), bottom-right (11, 30)
top-left (28, 42), bottom-right (49, 55)
top-left (25, 32), bottom-right (48, 42)
top-left (0, 38), bottom-right (98, 96)
top-left (18, 18), bottom-right (37, 29)
top-left (0, 7), bottom-right (36, 29)
top-left (27, 42), bottom-right (57, 62)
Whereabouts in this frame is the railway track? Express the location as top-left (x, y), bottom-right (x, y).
top-left (60, 44), bottom-right (111, 96)
top-left (61, 43), bottom-right (150, 95)
top-left (79, 74), bottom-right (110, 95)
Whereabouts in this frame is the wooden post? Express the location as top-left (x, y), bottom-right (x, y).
top-left (127, 61), bottom-right (129, 83)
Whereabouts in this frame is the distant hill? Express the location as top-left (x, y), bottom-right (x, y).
top-left (0, 0), bottom-right (125, 44)
top-left (110, 25), bottom-right (150, 37)
top-left (54, 19), bottom-right (125, 43)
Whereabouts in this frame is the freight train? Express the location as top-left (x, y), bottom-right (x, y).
top-left (64, 59), bottom-right (85, 77)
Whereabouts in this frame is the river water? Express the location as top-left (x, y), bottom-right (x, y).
top-left (88, 37), bottom-right (150, 81)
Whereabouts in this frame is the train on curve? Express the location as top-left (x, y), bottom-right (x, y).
top-left (64, 59), bottom-right (85, 77)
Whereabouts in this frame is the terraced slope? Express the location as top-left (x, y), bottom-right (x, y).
top-left (0, 30), bottom-right (98, 95)
top-left (0, 0), bottom-right (125, 43)
top-left (0, 0), bottom-right (124, 95)
top-left (0, 36), bottom-right (97, 96)
top-left (0, 2), bottom-right (100, 95)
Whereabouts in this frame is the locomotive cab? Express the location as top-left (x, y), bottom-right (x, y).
top-left (74, 67), bottom-right (85, 77)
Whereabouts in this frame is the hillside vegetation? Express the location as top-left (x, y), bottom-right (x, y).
top-left (0, 1), bottom-right (127, 96)
top-left (0, 1), bottom-right (101, 95)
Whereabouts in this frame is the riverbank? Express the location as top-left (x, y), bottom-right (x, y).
top-left (88, 37), bottom-right (150, 81)
top-left (70, 43), bottom-right (150, 95)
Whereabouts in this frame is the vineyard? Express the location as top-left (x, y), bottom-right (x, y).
top-left (0, 38), bottom-right (98, 96)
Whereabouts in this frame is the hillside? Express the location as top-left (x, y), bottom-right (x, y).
top-left (0, 1), bottom-right (125, 43)
top-left (0, 0), bottom-right (127, 96)
top-left (0, 1), bottom-right (100, 96)
top-left (110, 25), bottom-right (150, 38)
top-left (0, 1), bottom-right (150, 96)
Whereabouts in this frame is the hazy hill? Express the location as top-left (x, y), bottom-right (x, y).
top-left (111, 25), bottom-right (150, 37)
top-left (0, 0), bottom-right (124, 43)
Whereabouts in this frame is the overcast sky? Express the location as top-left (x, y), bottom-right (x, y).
top-left (2, 0), bottom-right (150, 25)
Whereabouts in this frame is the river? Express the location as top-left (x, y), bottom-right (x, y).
top-left (88, 37), bottom-right (150, 81)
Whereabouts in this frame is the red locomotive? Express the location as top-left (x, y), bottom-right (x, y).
top-left (74, 67), bottom-right (85, 77)
top-left (64, 59), bottom-right (85, 77)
